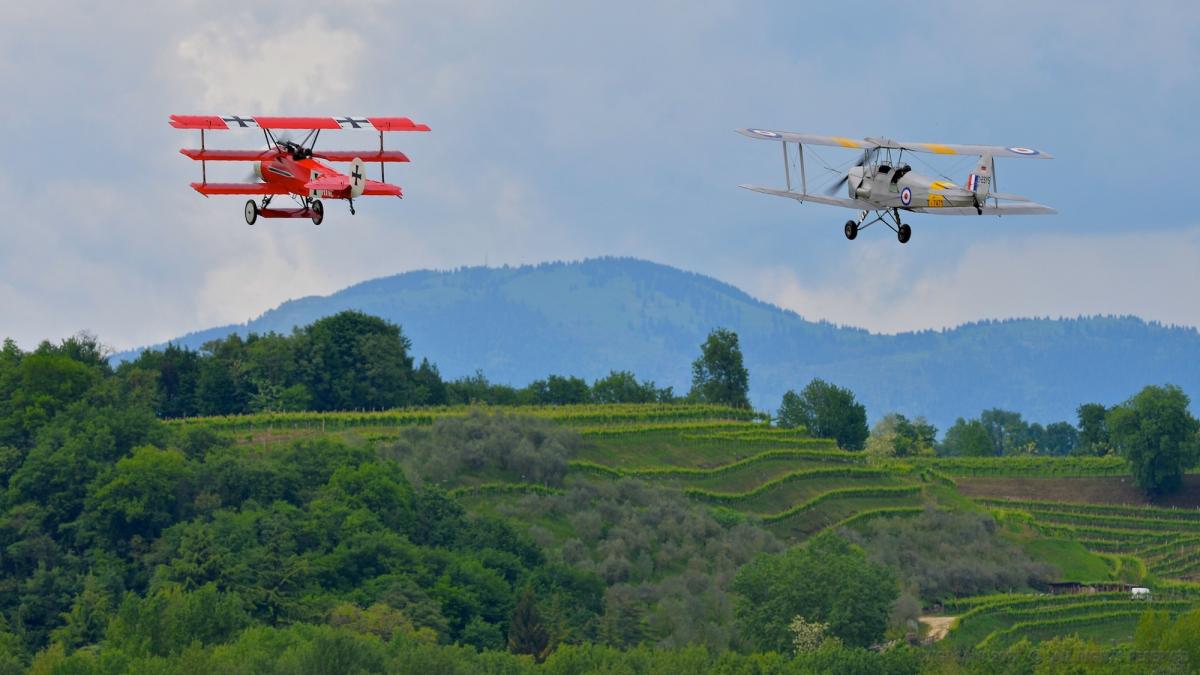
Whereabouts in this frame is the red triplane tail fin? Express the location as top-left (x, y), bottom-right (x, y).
top-left (966, 153), bottom-right (994, 202)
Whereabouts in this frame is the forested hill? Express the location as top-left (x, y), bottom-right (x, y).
top-left (118, 257), bottom-right (1200, 428)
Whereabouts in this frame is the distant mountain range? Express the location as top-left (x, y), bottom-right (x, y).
top-left (116, 257), bottom-right (1200, 430)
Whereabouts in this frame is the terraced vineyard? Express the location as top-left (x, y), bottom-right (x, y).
top-left (942, 592), bottom-right (1193, 649)
top-left (978, 497), bottom-right (1200, 580)
top-left (173, 403), bottom-right (1200, 649)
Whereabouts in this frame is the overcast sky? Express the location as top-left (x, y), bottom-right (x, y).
top-left (2, 1), bottom-right (1199, 350)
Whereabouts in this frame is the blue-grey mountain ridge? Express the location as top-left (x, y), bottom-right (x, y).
top-left (116, 257), bottom-right (1200, 430)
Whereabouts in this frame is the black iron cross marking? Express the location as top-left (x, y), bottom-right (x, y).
top-left (351, 166), bottom-right (363, 182)
top-left (336, 116), bottom-right (370, 129)
top-left (221, 115), bottom-right (257, 128)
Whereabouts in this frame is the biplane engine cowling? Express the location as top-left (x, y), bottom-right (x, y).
top-left (349, 158), bottom-right (366, 199)
top-left (848, 166), bottom-right (868, 199)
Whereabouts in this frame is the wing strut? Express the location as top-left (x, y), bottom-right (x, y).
top-left (379, 131), bottom-right (385, 182)
top-left (782, 142), bottom-right (791, 191)
top-left (200, 129), bottom-right (207, 185)
top-left (798, 143), bottom-right (807, 195)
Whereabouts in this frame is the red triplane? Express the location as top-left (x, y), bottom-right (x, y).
top-left (170, 114), bottom-right (430, 225)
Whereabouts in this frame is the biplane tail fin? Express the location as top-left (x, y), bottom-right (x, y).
top-left (966, 153), bottom-right (994, 203)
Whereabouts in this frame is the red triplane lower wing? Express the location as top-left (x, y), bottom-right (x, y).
top-left (190, 182), bottom-right (293, 196)
top-left (169, 115), bottom-right (430, 132)
top-left (305, 176), bottom-right (403, 197)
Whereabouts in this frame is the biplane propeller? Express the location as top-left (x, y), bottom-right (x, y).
top-left (736, 129), bottom-right (1055, 244)
top-left (170, 115), bottom-right (430, 225)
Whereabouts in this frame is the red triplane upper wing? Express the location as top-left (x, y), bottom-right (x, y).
top-left (169, 115), bottom-right (430, 132)
top-left (179, 149), bottom-right (411, 163)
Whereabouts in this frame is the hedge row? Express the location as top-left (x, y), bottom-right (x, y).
top-left (975, 610), bottom-right (1162, 650)
top-left (909, 455), bottom-right (1128, 477)
top-left (942, 592), bottom-right (1131, 614)
top-left (167, 403), bottom-right (765, 432)
top-left (975, 497), bottom-right (1200, 523)
top-left (828, 505), bottom-right (931, 531)
top-left (1028, 521), bottom-right (1176, 547)
top-left (1022, 509), bottom-right (1200, 534)
top-left (576, 420), bottom-right (760, 437)
top-left (683, 467), bottom-right (895, 504)
top-left (567, 448), bottom-right (870, 481)
top-left (761, 486), bottom-right (923, 524)
top-left (448, 482), bottom-right (565, 498)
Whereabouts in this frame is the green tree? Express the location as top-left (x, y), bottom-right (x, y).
top-left (865, 414), bottom-right (936, 458)
top-left (940, 418), bottom-right (994, 456)
top-left (1076, 403), bottom-right (1111, 455)
top-left (412, 358), bottom-right (447, 406)
top-left (1041, 421), bottom-right (1080, 456)
top-left (507, 587), bottom-right (550, 661)
top-left (979, 409), bottom-right (1032, 455)
top-left (591, 371), bottom-right (663, 404)
top-left (297, 311), bottom-right (419, 411)
top-left (1107, 385), bottom-right (1200, 497)
top-left (83, 445), bottom-right (194, 547)
top-left (688, 328), bottom-right (750, 408)
top-left (776, 380), bottom-right (868, 450)
top-left (732, 534), bottom-right (896, 650)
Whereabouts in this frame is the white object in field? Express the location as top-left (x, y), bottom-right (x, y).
top-left (1131, 587), bottom-right (1151, 600)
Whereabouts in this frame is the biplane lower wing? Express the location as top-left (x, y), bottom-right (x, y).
top-left (737, 185), bottom-right (876, 210)
top-left (190, 182), bottom-right (292, 196)
top-left (911, 202), bottom-right (1058, 215)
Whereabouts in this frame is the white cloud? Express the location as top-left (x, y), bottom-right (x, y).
top-left (748, 226), bottom-right (1200, 333)
top-left (174, 16), bottom-right (365, 113)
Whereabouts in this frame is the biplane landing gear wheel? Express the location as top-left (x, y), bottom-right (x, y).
top-left (244, 200), bottom-right (258, 226)
top-left (897, 223), bottom-right (912, 244)
top-left (310, 199), bottom-right (324, 226)
top-left (844, 220), bottom-right (858, 240)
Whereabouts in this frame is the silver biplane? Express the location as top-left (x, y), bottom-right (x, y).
top-left (736, 129), bottom-right (1056, 243)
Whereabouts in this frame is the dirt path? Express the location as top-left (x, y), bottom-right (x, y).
top-left (919, 616), bottom-right (956, 642)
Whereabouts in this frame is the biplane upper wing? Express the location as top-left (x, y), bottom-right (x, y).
top-left (736, 129), bottom-right (1052, 159)
top-left (170, 115), bottom-right (430, 132)
top-left (738, 184), bottom-right (876, 210)
top-left (736, 129), bottom-right (875, 149)
top-left (190, 182), bottom-right (292, 196)
top-left (885, 139), bottom-right (1053, 159)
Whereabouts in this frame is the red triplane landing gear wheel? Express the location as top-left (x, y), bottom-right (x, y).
top-left (310, 199), bottom-right (324, 226)
top-left (244, 200), bottom-right (258, 225)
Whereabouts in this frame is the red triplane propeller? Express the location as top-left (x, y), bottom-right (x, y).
top-left (170, 114), bottom-right (430, 225)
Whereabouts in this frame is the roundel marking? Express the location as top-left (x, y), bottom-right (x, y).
top-left (1008, 146), bottom-right (1039, 156)
top-left (749, 128), bottom-right (781, 138)
top-left (900, 187), bottom-right (912, 206)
